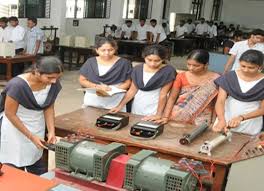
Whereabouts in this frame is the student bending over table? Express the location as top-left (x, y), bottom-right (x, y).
top-left (155, 49), bottom-right (220, 126)
top-left (110, 44), bottom-right (176, 119)
top-left (79, 37), bottom-right (132, 111)
top-left (0, 56), bottom-right (63, 175)
top-left (213, 50), bottom-right (264, 135)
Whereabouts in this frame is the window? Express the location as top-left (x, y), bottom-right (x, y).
top-left (0, 0), bottom-right (19, 17)
top-left (162, 0), bottom-right (170, 19)
top-left (66, 0), bottom-right (111, 19)
top-left (122, 0), bottom-right (153, 19)
top-left (191, 0), bottom-right (203, 20)
top-left (211, 0), bottom-right (222, 20)
top-left (18, 0), bottom-right (51, 18)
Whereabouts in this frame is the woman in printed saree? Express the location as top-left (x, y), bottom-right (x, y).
top-left (156, 49), bottom-right (220, 126)
top-left (213, 50), bottom-right (264, 135)
top-left (0, 56), bottom-right (63, 175)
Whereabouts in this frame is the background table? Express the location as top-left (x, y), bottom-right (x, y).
top-left (0, 55), bottom-right (36, 81)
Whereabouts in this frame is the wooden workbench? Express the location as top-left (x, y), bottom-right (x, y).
top-left (55, 107), bottom-right (252, 191)
top-left (0, 55), bottom-right (36, 81)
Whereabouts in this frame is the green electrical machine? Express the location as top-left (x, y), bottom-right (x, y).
top-left (124, 150), bottom-right (197, 191)
top-left (55, 139), bottom-right (126, 182)
top-left (54, 139), bottom-right (198, 191)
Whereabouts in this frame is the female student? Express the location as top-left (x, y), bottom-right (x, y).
top-left (110, 44), bottom-right (176, 118)
top-left (79, 37), bottom-right (132, 111)
top-left (0, 56), bottom-right (63, 175)
top-left (156, 49), bottom-right (219, 125)
top-left (213, 49), bottom-right (264, 135)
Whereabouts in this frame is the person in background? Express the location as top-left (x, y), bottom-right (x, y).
top-left (79, 37), bottom-right (132, 111)
top-left (0, 56), bottom-right (63, 175)
top-left (149, 19), bottom-right (167, 44)
top-left (223, 31), bottom-right (243, 54)
top-left (224, 29), bottom-right (264, 73)
top-left (0, 17), bottom-right (11, 43)
top-left (121, 20), bottom-right (136, 40)
top-left (226, 24), bottom-right (236, 38)
top-left (0, 17), bottom-right (9, 75)
top-left (184, 19), bottom-right (195, 35)
top-left (110, 44), bottom-right (176, 119)
top-left (217, 21), bottom-right (227, 37)
top-left (8, 16), bottom-right (25, 54)
top-left (155, 50), bottom-right (219, 126)
top-left (213, 50), bottom-right (264, 136)
top-left (175, 20), bottom-right (188, 39)
top-left (207, 21), bottom-right (217, 38)
top-left (195, 18), bottom-right (208, 36)
top-left (7, 16), bottom-right (26, 76)
top-left (162, 22), bottom-right (170, 38)
top-left (24, 17), bottom-right (44, 55)
top-left (135, 18), bottom-right (150, 41)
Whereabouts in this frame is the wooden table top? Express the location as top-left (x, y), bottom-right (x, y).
top-left (0, 54), bottom-right (36, 63)
top-left (55, 107), bottom-right (254, 166)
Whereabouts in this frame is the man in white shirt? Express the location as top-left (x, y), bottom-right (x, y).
top-left (175, 20), bottom-right (188, 39)
top-left (149, 19), bottom-right (167, 43)
top-left (224, 29), bottom-right (264, 73)
top-left (8, 16), bottom-right (26, 54)
top-left (195, 18), bottom-right (208, 36)
top-left (25, 17), bottom-right (44, 55)
top-left (0, 17), bottom-right (10, 42)
top-left (184, 19), bottom-right (195, 34)
top-left (121, 20), bottom-right (136, 40)
top-left (207, 21), bottom-right (217, 38)
top-left (135, 18), bottom-right (150, 41)
top-left (8, 16), bottom-right (26, 76)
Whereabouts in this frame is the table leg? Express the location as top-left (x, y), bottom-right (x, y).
top-left (6, 62), bottom-right (12, 80)
top-left (212, 165), bottom-right (228, 191)
top-left (69, 50), bottom-right (73, 71)
top-left (60, 47), bottom-right (65, 64)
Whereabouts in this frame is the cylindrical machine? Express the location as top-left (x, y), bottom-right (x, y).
top-left (180, 123), bottom-right (208, 145)
top-left (199, 131), bottom-right (232, 156)
top-left (134, 157), bottom-right (174, 191)
top-left (70, 141), bottom-right (102, 175)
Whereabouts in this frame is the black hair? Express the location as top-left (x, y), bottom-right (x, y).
top-left (250, 29), bottom-right (264, 37)
top-left (27, 17), bottom-right (37, 24)
top-left (142, 44), bottom-right (169, 61)
top-left (95, 36), bottom-right (118, 50)
top-left (150, 19), bottom-right (157, 23)
top-left (187, 49), bottom-right (209, 65)
top-left (239, 49), bottom-right (264, 67)
top-left (139, 18), bottom-right (146, 22)
top-left (0, 17), bottom-right (8, 23)
top-left (8, 16), bottom-right (18, 22)
top-left (33, 56), bottom-right (63, 74)
top-left (125, 20), bottom-right (132, 24)
top-left (232, 30), bottom-right (243, 38)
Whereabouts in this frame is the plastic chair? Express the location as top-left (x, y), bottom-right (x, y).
top-left (208, 52), bottom-right (229, 74)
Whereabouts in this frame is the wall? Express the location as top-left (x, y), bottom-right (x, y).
top-left (18, 0), bottom-right (66, 37)
top-left (64, 0), bottom-right (124, 45)
top-left (169, 0), bottom-right (192, 15)
top-left (221, 0), bottom-right (264, 29)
